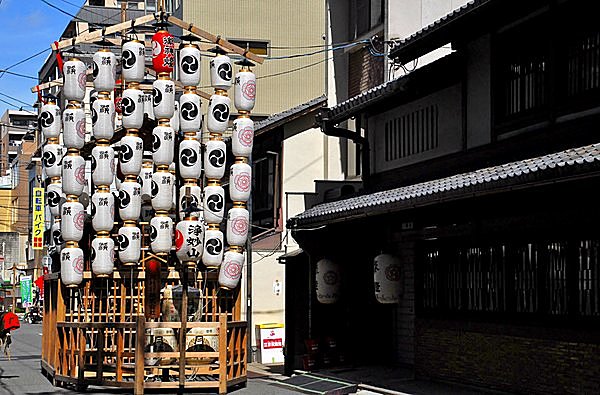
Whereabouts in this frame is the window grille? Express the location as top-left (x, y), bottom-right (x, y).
top-left (578, 240), bottom-right (600, 316)
top-left (384, 105), bottom-right (438, 162)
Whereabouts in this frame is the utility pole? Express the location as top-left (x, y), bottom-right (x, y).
top-left (10, 264), bottom-right (17, 313)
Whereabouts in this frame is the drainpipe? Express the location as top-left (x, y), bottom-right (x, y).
top-left (317, 112), bottom-right (370, 186)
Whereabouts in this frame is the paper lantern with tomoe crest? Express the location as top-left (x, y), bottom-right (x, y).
top-left (117, 222), bottom-right (141, 265)
top-left (43, 143), bottom-right (64, 178)
top-left (47, 180), bottom-right (64, 218)
top-left (210, 53), bottom-right (232, 90)
top-left (91, 235), bottom-right (114, 277)
top-left (121, 86), bottom-right (144, 129)
top-left (179, 90), bottom-right (201, 133)
top-left (152, 122), bottom-right (175, 165)
top-left (218, 247), bottom-right (244, 290)
top-left (118, 177), bottom-right (142, 221)
top-left (207, 93), bottom-right (230, 134)
top-left (121, 40), bottom-right (145, 82)
top-left (202, 225), bottom-right (224, 268)
top-left (40, 101), bottom-right (61, 139)
top-left (151, 170), bottom-right (174, 212)
top-left (179, 137), bottom-right (201, 179)
top-left (204, 139), bottom-right (226, 179)
top-left (51, 219), bottom-right (64, 252)
top-left (179, 44), bottom-right (201, 86)
top-left (374, 254), bottom-right (403, 304)
top-left (203, 182), bottom-right (225, 224)
top-left (316, 258), bottom-right (341, 304)
top-left (63, 58), bottom-right (86, 102)
top-left (61, 242), bottom-right (84, 287)
top-left (152, 77), bottom-right (175, 119)
top-left (179, 183), bottom-right (202, 220)
top-left (119, 134), bottom-right (143, 176)
top-left (150, 212), bottom-right (173, 254)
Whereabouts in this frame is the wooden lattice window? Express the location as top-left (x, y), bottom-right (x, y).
top-left (578, 240), bottom-right (600, 316)
top-left (514, 243), bottom-right (539, 313)
top-left (384, 105), bottom-right (439, 162)
top-left (546, 242), bottom-right (568, 315)
top-left (422, 249), bottom-right (439, 310)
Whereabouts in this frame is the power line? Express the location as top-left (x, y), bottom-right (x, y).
top-left (39, 0), bottom-right (87, 23)
top-left (0, 92), bottom-right (35, 108)
top-left (0, 48), bottom-right (51, 81)
top-left (0, 70), bottom-right (39, 81)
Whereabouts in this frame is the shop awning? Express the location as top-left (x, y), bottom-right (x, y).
top-left (289, 142), bottom-right (600, 228)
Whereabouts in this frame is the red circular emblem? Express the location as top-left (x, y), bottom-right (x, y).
top-left (234, 172), bottom-right (251, 192)
top-left (232, 217), bottom-right (248, 235)
top-left (76, 118), bottom-right (86, 138)
top-left (239, 127), bottom-right (254, 147)
top-left (78, 72), bottom-right (87, 90)
top-left (75, 164), bottom-right (86, 185)
top-left (242, 80), bottom-right (256, 100)
top-left (73, 255), bottom-right (84, 275)
top-left (225, 261), bottom-right (242, 279)
top-left (385, 264), bottom-right (401, 282)
top-left (175, 229), bottom-right (184, 250)
top-left (74, 211), bottom-right (85, 231)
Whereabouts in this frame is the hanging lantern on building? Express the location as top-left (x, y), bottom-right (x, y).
top-left (40, 97), bottom-right (61, 139)
top-left (203, 181), bottom-right (225, 224)
top-left (117, 221), bottom-right (141, 265)
top-left (91, 141), bottom-right (115, 186)
top-left (316, 258), bottom-right (341, 304)
top-left (151, 23), bottom-right (175, 74)
top-left (61, 197), bottom-right (85, 242)
top-left (202, 224), bottom-right (224, 268)
top-left (140, 158), bottom-right (154, 201)
top-left (374, 254), bottom-right (403, 304)
top-left (179, 88), bottom-right (201, 133)
top-left (91, 92), bottom-right (115, 140)
top-left (151, 169), bottom-right (174, 212)
top-left (229, 158), bottom-right (251, 202)
top-left (62, 150), bottom-right (86, 196)
top-left (47, 180), bottom-right (64, 218)
top-left (120, 131), bottom-right (143, 176)
top-left (179, 35), bottom-right (201, 86)
top-left (91, 186), bottom-right (114, 232)
top-left (170, 100), bottom-right (180, 132)
top-left (234, 59), bottom-right (256, 113)
top-left (51, 219), bottom-right (64, 253)
top-left (179, 136), bottom-right (201, 179)
top-left (91, 234), bottom-right (114, 277)
top-left (179, 181), bottom-right (202, 220)
top-left (143, 90), bottom-right (154, 120)
top-left (226, 203), bottom-right (249, 247)
top-left (209, 48), bottom-right (232, 90)
top-left (152, 121), bottom-right (175, 166)
top-left (121, 83), bottom-right (144, 129)
top-left (63, 57), bottom-right (87, 102)
top-left (150, 212), bottom-right (173, 254)
top-left (62, 103), bottom-right (86, 149)
top-left (175, 217), bottom-right (204, 265)
top-left (232, 116), bottom-right (254, 158)
top-left (118, 176), bottom-right (142, 221)
top-left (152, 75), bottom-right (175, 119)
top-left (204, 138), bottom-right (226, 179)
top-left (61, 242), bottom-right (84, 287)
top-left (43, 141), bottom-right (64, 178)
top-left (92, 44), bottom-right (117, 93)
top-left (207, 92), bottom-right (231, 134)
top-left (218, 247), bottom-right (244, 290)
top-left (121, 39), bottom-right (145, 83)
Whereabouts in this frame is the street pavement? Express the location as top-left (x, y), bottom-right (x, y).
top-left (0, 322), bottom-right (302, 395)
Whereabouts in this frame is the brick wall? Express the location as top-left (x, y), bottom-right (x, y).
top-left (416, 318), bottom-right (600, 394)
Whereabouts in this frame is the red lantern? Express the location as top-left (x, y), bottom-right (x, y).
top-left (152, 30), bottom-right (175, 74)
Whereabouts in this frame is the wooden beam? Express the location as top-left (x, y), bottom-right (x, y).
top-left (167, 16), bottom-right (264, 64)
top-left (51, 14), bottom-right (155, 51)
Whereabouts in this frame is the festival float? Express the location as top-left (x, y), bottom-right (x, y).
top-left (33, 8), bottom-right (261, 394)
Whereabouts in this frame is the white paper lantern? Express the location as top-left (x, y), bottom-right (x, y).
top-left (234, 69), bottom-right (256, 112)
top-left (151, 170), bottom-right (174, 212)
top-left (62, 105), bottom-right (86, 149)
top-left (202, 226), bottom-right (223, 268)
top-left (92, 49), bottom-right (116, 92)
top-left (63, 58), bottom-right (86, 102)
top-left (179, 138), bottom-right (201, 179)
top-left (62, 152), bottom-right (86, 196)
top-left (121, 40), bottom-right (145, 82)
top-left (143, 91), bottom-right (154, 120)
top-left (51, 219), bottom-right (64, 252)
top-left (226, 205), bottom-right (249, 247)
top-left (47, 181), bottom-right (64, 218)
top-left (229, 161), bottom-right (252, 202)
top-left (179, 44), bottom-right (201, 86)
top-left (92, 93), bottom-right (115, 140)
top-left (118, 178), bottom-right (142, 221)
top-left (91, 188), bottom-right (114, 232)
top-left (204, 139), bottom-right (226, 179)
top-left (218, 249), bottom-right (244, 290)
top-left (210, 54), bottom-right (232, 90)
top-left (117, 222), bottom-right (141, 265)
top-left (232, 117), bottom-right (254, 158)
top-left (61, 200), bottom-right (85, 242)
top-left (61, 243), bottom-right (84, 287)
top-left (374, 254), bottom-right (403, 304)
top-left (121, 86), bottom-right (144, 129)
top-left (170, 101), bottom-right (180, 132)
top-left (179, 183), bottom-right (202, 220)
top-left (91, 235), bottom-right (114, 277)
top-left (153, 77), bottom-right (175, 119)
top-left (203, 183), bottom-right (225, 224)
top-left (91, 143), bottom-right (115, 186)
top-left (179, 91), bottom-right (201, 133)
top-left (43, 143), bottom-right (64, 178)
top-left (140, 162), bottom-right (154, 201)
top-left (207, 93), bottom-right (230, 133)
top-left (175, 219), bottom-right (204, 264)
top-left (152, 123), bottom-right (175, 165)
top-left (120, 134), bottom-right (143, 176)
top-left (316, 258), bottom-right (341, 304)
top-left (150, 214), bottom-right (173, 254)
top-left (40, 102), bottom-right (61, 139)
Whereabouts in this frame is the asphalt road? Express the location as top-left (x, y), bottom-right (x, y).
top-left (0, 322), bottom-right (301, 395)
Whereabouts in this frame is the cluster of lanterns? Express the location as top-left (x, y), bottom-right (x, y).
top-left (315, 254), bottom-right (404, 304)
top-left (42, 23), bottom-right (256, 292)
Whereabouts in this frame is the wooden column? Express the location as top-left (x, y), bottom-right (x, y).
top-left (134, 316), bottom-right (145, 395)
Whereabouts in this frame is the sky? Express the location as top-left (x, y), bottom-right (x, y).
top-left (0, 0), bottom-right (79, 116)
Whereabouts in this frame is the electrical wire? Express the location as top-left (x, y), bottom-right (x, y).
top-left (0, 70), bottom-right (39, 81)
top-left (0, 48), bottom-right (51, 81)
top-left (0, 92), bottom-right (36, 108)
top-left (39, 0), bottom-right (88, 24)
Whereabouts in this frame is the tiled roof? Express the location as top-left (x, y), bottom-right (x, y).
top-left (255, 96), bottom-right (327, 135)
top-left (290, 143), bottom-right (600, 227)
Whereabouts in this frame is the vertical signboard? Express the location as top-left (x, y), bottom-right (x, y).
top-left (21, 275), bottom-right (32, 307)
top-left (32, 187), bottom-right (45, 249)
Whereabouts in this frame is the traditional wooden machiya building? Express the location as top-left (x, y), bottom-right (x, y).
top-left (287, 0), bottom-right (600, 392)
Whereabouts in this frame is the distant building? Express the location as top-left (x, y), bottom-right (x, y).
top-left (0, 109), bottom-right (37, 178)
